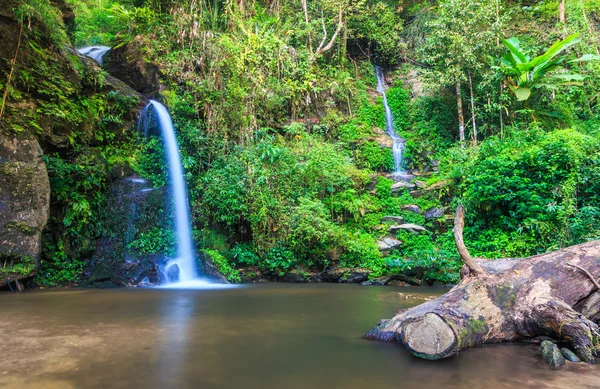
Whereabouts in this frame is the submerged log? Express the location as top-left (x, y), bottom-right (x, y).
top-left (366, 205), bottom-right (600, 362)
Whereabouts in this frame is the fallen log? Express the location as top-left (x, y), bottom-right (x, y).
top-left (366, 205), bottom-right (600, 362)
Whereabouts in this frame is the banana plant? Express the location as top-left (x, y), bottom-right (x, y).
top-left (496, 33), bottom-right (600, 101)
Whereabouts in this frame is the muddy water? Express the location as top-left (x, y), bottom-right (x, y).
top-left (0, 284), bottom-right (598, 389)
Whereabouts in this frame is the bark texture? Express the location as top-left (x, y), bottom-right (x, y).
top-left (366, 207), bottom-right (600, 362)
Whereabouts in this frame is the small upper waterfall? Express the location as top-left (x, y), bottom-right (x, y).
top-left (77, 46), bottom-right (111, 65)
top-left (375, 66), bottom-right (406, 173)
top-left (141, 100), bottom-right (198, 284)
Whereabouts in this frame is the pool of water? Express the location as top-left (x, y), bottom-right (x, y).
top-left (0, 284), bottom-right (598, 389)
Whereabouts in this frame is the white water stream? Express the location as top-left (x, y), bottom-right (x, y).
top-left (375, 66), bottom-right (406, 173)
top-left (77, 46), bottom-right (111, 65)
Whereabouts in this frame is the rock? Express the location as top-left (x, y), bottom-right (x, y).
top-left (561, 348), bottom-right (581, 362)
top-left (88, 176), bottom-right (170, 287)
top-left (199, 251), bottom-right (229, 283)
top-left (361, 281), bottom-right (373, 286)
top-left (391, 181), bottom-right (416, 191)
top-left (372, 276), bottom-right (392, 285)
top-left (104, 36), bottom-right (161, 96)
top-left (409, 190), bottom-right (425, 199)
top-left (425, 179), bottom-right (452, 191)
top-left (539, 341), bottom-right (565, 369)
top-left (0, 135), bottom-right (50, 287)
top-left (381, 216), bottom-right (404, 224)
top-left (393, 274), bottom-right (422, 286)
top-left (321, 268), bottom-right (370, 283)
top-left (370, 129), bottom-right (393, 148)
top-left (51, 0), bottom-right (75, 25)
top-left (388, 223), bottom-right (427, 234)
top-left (166, 264), bottom-right (180, 283)
top-left (413, 180), bottom-right (427, 189)
top-left (345, 270), bottom-right (370, 283)
top-left (401, 204), bottom-right (422, 214)
top-left (424, 207), bottom-right (444, 219)
top-left (280, 269), bottom-right (307, 283)
top-left (377, 236), bottom-right (403, 252)
top-left (387, 280), bottom-right (411, 287)
top-left (320, 268), bottom-right (350, 282)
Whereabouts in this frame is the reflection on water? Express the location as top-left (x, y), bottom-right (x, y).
top-left (0, 284), bottom-right (598, 389)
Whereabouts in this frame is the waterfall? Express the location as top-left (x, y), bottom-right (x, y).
top-left (77, 46), bottom-right (111, 65)
top-left (141, 101), bottom-right (198, 284)
top-left (375, 66), bottom-right (406, 173)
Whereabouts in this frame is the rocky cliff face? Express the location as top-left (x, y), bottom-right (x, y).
top-left (0, 0), bottom-right (146, 287)
top-left (0, 136), bottom-right (50, 286)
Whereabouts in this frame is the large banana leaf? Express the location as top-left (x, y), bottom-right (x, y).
top-left (497, 33), bottom-right (597, 101)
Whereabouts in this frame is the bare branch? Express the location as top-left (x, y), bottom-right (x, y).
top-left (315, 8), bottom-right (343, 55)
top-left (453, 205), bottom-right (486, 277)
top-left (315, 10), bottom-right (328, 54)
top-left (566, 262), bottom-right (600, 290)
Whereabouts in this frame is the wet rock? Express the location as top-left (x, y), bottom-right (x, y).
top-left (88, 177), bottom-right (169, 287)
top-left (199, 251), bottom-right (229, 283)
top-left (377, 236), bottom-right (403, 252)
top-left (425, 179), bottom-right (452, 191)
top-left (388, 223), bottom-right (427, 234)
top-left (401, 204), bottom-right (422, 214)
top-left (561, 348), bottom-right (581, 362)
top-left (413, 180), bottom-right (427, 189)
top-left (391, 181), bottom-right (416, 191)
top-left (0, 135), bottom-right (50, 287)
top-left (280, 269), bottom-right (307, 283)
top-left (361, 281), bottom-right (373, 286)
top-left (370, 128), bottom-right (393, 148)
top-left (381, 216), bottom-right (404, 224)
top-left (166, 264), bottom-right (180, 283)
top-left (388, 280), bottom-right (411, 287)
top-left (320, 268), bottom-right (351, 282)
top-left (345, 270), bottom-right (370, 283)
top-left (393, 274), bottom-right (422, 286)
top-left (104, 37), bottom-right (161, 96)
top-left (372, 276), bottom-right (392, 286)
top-left (424, 207), bottom-right (444, 219)
top-left (539, 340), bottom-right (565, 369)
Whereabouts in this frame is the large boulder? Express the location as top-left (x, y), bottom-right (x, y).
top-left (0, 135), bottom-right (50, 286)
top-left (104, 37), bottom-right (161, 97)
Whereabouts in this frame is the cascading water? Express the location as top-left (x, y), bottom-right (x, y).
top-left (375, 66), bottom-right (406, 173)
top-left (77, 46), bottom-right (111, 65)
top-left (142, 101), bottom-right (198, 284)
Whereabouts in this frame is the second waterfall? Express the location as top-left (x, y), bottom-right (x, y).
top-left (375, 66), bottom-right (406, 174)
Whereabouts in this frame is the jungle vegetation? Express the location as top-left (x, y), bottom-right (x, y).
top-left (3, 0), bottom-right (600, 285)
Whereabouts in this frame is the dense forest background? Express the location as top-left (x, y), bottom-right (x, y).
top-left (2, 0), bottom-right (600, 286)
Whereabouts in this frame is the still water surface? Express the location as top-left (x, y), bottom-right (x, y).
top-left (0, 284), bottom-right (598, 389)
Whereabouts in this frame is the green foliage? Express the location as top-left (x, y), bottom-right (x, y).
top-left (15, 0), bottom-right (600, 289)
top-left (442, 125), bottom-right (600, 257)
top-left (0, 256), bottom-right (36, 277)
top-left (496, 34), bottom-right (599, 101)
top-left (37, 239), bottom-right (84, 286)
top-left (128, 227), bottom-right (176, 256)
top-left (203, 249), bottom-right (241, 283)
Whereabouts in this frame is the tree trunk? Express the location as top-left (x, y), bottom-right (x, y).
top-left (559, 0), bottom-right (566, 23)
top-left (456, 80), bottom-right (465, 143)
top-left (468, 71), bottom-right (477, 145)
top-left (366, 206), bottom-right (600, 362)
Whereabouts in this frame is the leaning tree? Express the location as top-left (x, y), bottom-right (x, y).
top-left (366, 206), bottom-right (600, 362)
